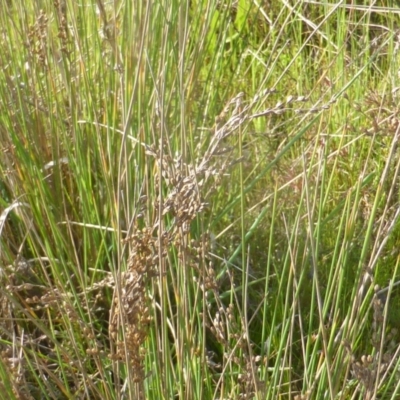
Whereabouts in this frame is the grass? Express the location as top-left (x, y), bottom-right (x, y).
top-left (1, 0), bottom-right (400, 399)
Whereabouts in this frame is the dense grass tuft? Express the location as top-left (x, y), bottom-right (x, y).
top-left (2, 1), bottom-right (400, 399)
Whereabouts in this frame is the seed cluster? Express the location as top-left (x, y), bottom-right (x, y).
top-left (106, 86), bottom-right (309, 395)
top-left (26, 10), bottom-right (49, 69)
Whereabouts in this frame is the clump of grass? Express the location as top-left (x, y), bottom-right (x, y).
top-left (2, 1), bottom-right (400, 399)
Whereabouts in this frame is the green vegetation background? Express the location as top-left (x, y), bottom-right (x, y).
top-left (1, 1), bottom-right (400, 399)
